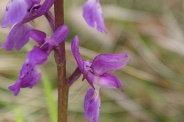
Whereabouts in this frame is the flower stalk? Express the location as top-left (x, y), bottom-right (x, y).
top-left (54, 0), bottom-right (69, 122)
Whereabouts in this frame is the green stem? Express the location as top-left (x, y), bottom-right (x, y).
top-left (54, 0), bottom-right (69, 122)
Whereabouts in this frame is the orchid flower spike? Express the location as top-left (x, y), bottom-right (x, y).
top-left (70, 35), bottom-right (129, 122)
top-left (83, 0), bottom-right (106, 32)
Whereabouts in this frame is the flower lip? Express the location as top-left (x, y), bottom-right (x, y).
top-left (8, 46), bottom-right (49, 96)
top-left (84, 88), bottom-right (100, 122)
top-left (8, 62), bottom-right (42, 96)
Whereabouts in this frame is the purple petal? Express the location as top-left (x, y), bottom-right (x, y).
top-left (31, 0), bottom-right (54, 20)
top-left (8, 80), bottom-right (21, 96)
top-left (91, 53), bottom-right (129, 75)
top-left (99, 73), bottom-right (124, 91)
top-left (27, 46), bottom-right (48, 66)
top-left (8, 46), bottom-right (48, 96)
top-left (2, 0), bottom-right (28, 27)
top-left (84, 88), bottom-right (100, 122)
top-left (51, 24), bottom-right (69, 46)
top-left (71, 36), bottom-right (94, 87)
top-left (19, 63), bottom-right (41, 88)
top-left (9, 0), bottom-right (54, 26)
top-left (9, 61), bottom-right (41, 96)
top-left (41, 25), bottom-right (69, 54)
top-left (25, 0), bottom-right (33, 9)
top-left (31, 0), bottom-right (41, 5)
top-left (71, 36), bottom-right (85, 73)
top-left (30, 29), bottom-right (46, 46)
top-left (82, 0), bottom-right (106, 32)
top-left (2, 23), bottom-right (32, 50)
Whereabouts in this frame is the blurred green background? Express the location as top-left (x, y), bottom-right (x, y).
top-left (0, 0), bottom-right (184, 122)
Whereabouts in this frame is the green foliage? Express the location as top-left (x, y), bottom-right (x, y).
top-left (14, 108), bottom-right (23, 122)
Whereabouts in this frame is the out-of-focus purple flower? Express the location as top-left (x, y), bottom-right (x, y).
top-left (83, 0), bottom-right (106, 32)
top-left (8, 24), bottom-right (69, 96)
top-left (2, 0), bottom-right (41, 27)
top-left (2, 0), bottom-right (27, 27)
top-left (2, 0), bottom-right (54, 27)
top-left (2, 23), bottom-right (46, 50)
top-left (84, 88), bottom-right (100, 122)
top-left (71, 35), bottom-right (129, 122)
top-left (9, 46), bottom-right (48, 96)
top-left (2, 0), bottom-right (55, 51)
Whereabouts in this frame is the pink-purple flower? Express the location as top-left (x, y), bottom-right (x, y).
top-left (83, 0), bottom-right (106, 32)
top-left (9, 46), bottom-right (48, 96)
top-left (8, 25), bottom-right (69, 96)
top-left (2, 0), bottom-right (41, 27)
top-left (70, 35), bottom-right (129, 122)
top-left (2, 0), bottom-right (54, 50)
top-left (2, 0), bottom-right (28, 27)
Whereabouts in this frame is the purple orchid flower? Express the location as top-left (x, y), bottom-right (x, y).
top-left (2, 0), bottom-right (41, 27)
top-left (71, 35), bottom-right (129, 122)
top-left (9, 46), bottom-right (48, 96)
top-left (83, 0), bottom-right (106, 32)
top-left (8, 24), bottom-right (69, 96)
top-left (2, 0), bottom-right (54, 27)
top-left (2, 0), bottom-right (53, 27)
top-left (2, 0), bottom-right (54, 50)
